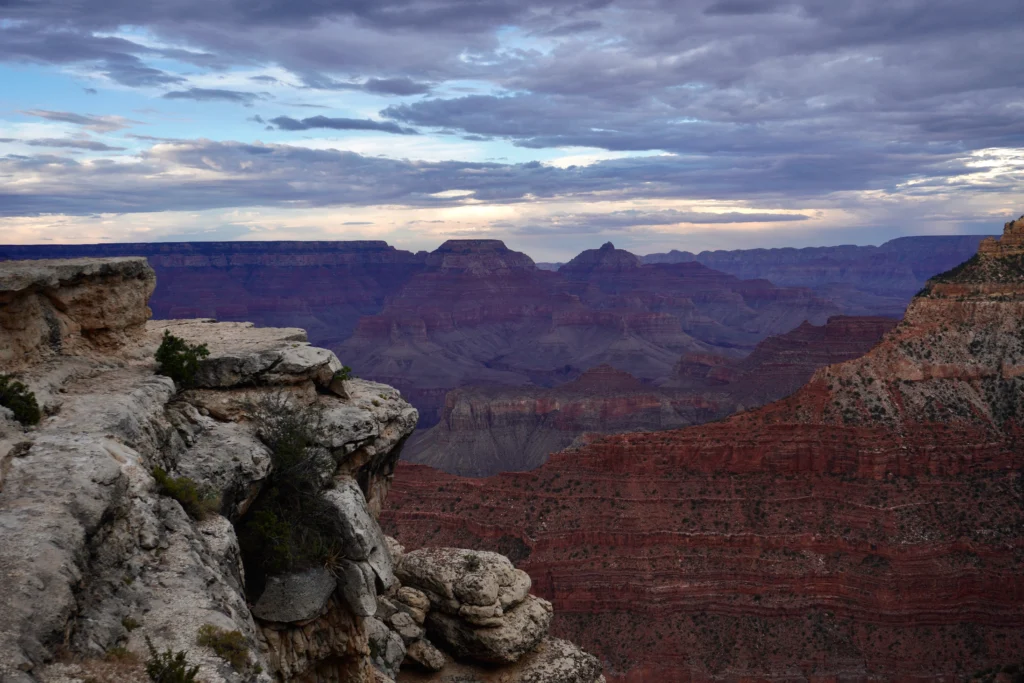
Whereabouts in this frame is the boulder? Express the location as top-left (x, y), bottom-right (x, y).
top-left (395, 548), bottom-right (531, 615)
top-left (403, 638), bottom-right (447, 672)
top-left (425, 595), bottom-right (552, 665)
top-left (322, 477), bottom-right (396, 590)
top-left (251, 568), bottom-right (336, 623)
top-left (336, 559), bottom-right (378, 617)
top-left (367, 616), bottom-right (407, 680)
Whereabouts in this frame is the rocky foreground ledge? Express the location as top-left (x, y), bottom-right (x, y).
top-left (0, 258), bottom-right (603, 683)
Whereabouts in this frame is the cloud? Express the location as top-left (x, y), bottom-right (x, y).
top-left (0, 0), bottom-right (1021, 250)
top-left (362, 77), bottom-right (432, 96)
top-left (0, 138), bottom-right (1007, 220)
top-left (20, 109), bottom-right (140, 133)
top-left (24, 138), bottom-right (127, 151)
top-left (162, 88), bottom-right (265, 105)
top-left (539, 209), bottom-right (811, 232)
top-left (0, 24), bottom-right (185, 86)
top-left (268, 115), bottom-right (419, 135)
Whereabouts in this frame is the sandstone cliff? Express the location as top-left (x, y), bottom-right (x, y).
top-left (383, 217), bottom-right (1024, 681)
top-left (0, 258), bottom-right (602, 683)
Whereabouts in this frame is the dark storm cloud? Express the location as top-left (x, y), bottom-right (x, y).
top-left (162, 88), bottom-right (265, 105)
top-left (268, 116), bottom-right (419, 135)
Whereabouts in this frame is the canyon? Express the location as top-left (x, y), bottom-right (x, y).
top-left (0, 236), bottom-right (983, 434)
top-left (0, 257), bottom-right (602, 683)
top-left (405, 316), bottom-right (897, 476)
top-left (381, 217), bottom-right (1024, 681)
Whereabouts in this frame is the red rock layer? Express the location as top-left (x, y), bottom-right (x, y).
top-left (406, 317), bottom-right (895, 477)
top-left (382, 225), bottom-right (1024, 681)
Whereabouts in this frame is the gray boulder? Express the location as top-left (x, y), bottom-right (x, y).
top-left (426, 594), bottom-right (552, 665)
top-left (367, 616), bottom-right (406, 680)
top-left (251, 568), bottom-right (336, 623)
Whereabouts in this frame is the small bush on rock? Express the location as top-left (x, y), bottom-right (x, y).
top-left (333, 365), bottom-right (354, 381)
top-left (0, 374), bottom-right (41, 425)
top-left (197, 624), bottom-right (250, 671)
top-left (155, 331), bottom-right (210, 389)
top-left (152, 467), bottom-right (220, 520)
top-left (236, 394), bottom-right (342, 591)
top-left (145, 637), bottom-right (199, 683)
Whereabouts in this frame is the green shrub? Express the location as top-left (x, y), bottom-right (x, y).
top-left (236, 394), bottom-right (342, 591)
top-left (333, 365), bottom-right (354, 381)
top-left (155, 331), bottom-right (210, 389)
top-left (144, 637), bottom-right (199, 683)
top-left (0, 374), bottom-right (41, 425)
top-left (196, 624), bottom-right (249, 671)
top-left (152, 467), bottom-right (220, 520)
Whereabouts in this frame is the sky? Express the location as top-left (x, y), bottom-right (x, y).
top-left (0, 0), bottom-right (1022, 260)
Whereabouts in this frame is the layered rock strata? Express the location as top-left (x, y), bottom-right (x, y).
top-left (383, 218), bottom-right (1024, 681)
top-left (405, 317), bottom-right (895, 477)
top-left (0, 258), bottom-right (601, 683)
top-left (340, 240), bottom-right (841, 426)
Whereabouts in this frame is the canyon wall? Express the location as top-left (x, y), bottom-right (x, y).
top-left (382, 218), bottom-right (1024, 681)
top-left (405, 316), bottom-right (896, 477)
top-left (1, 236), bottom-right (988, 435)
top-left (0, 258), bottom-right (602, 683)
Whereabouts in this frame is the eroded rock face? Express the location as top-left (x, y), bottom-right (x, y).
top-left (0, 256), bottom-right (602, 683)
top-left (383, 220), bottom-right (1024, 682)
top-left (0, 257), bottom-right (155, 370)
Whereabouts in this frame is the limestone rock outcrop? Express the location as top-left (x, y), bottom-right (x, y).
top-left (383, 216), bottom-right (1024, 682)
top-left (0, 256), bottom-right (601, 683)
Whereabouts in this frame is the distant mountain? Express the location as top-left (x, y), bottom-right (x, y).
top-left (338, 240), bottom-right (841, 425)
top-left (642, 235), bottom-right (992, 316)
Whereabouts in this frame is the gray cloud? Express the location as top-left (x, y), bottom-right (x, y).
top-left (268, 115), bottom-right (419, 135)
top-left (162, 88), bottom-right (265, 105)
top-left (0, 0), bottom-right (1020, 245)
top-left (20, 110), bottom-right (140, 133)
top-left (24, 138), bottom-right (127, 151)
top-left (0, 138), bottom-right (1003, 220)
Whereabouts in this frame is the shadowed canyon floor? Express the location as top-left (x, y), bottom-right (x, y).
top-left (382, 217), bottom-right (1024, 681)
top-left (405, 316), bottom-right (897, 477)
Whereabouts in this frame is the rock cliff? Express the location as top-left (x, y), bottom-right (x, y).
top-left (404, 317), bottom-right (895, 477)
top-left (383, 217), bottom-right (1024, 681)
top-left (0, 258), bottom-right (602, 683)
